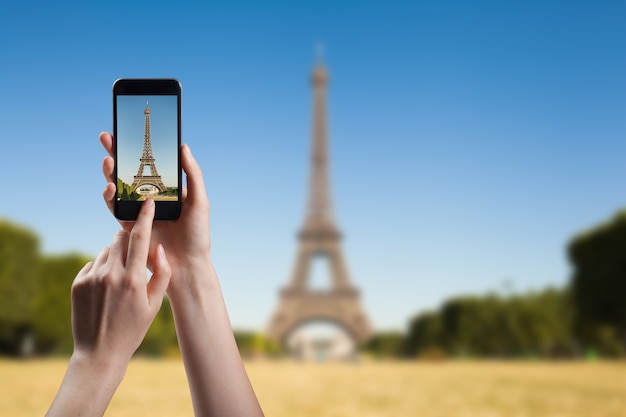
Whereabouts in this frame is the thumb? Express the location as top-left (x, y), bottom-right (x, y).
top-left (147, 244), bottom-right (172, 308)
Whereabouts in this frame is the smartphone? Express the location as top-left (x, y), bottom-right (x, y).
top-left (113, 79), bottom-right (182, 220)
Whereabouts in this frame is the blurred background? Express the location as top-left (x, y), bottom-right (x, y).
top-left (1, 0), bottom-right (625, 416)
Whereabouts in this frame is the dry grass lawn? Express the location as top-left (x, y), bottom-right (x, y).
top-left (1, 358), bottom-right (625, 417)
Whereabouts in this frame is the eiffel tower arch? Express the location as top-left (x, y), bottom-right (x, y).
top-left (266, 60), bottom-right (373, 350)
top-left (132, 102), bottom-right (166, 193)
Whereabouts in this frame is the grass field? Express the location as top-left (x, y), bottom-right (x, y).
top-left (1, 359), bottom-right (625, 417)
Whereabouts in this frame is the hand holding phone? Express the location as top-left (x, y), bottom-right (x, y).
top-left (113, 79), bottom-right (182, 220)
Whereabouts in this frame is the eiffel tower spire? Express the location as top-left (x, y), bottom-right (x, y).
top-left (142, 100), bottom-right (154, 159)
top-left (303, 60), bottom-right (336, 234)
top-left (132, 102), bottom-right (166, 193)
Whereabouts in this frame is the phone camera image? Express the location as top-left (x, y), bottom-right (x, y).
top-left (116, 97), bottom-right (178, 202)
top-left (113, 79), bottom-right (182, 220)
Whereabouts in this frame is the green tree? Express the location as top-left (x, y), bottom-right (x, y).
top-left (138, 298), bottom-right (178, 356)
top-left (117, 178), bottom-right (140, 201)
top-left (34, 254), bottom-right (91, 354)
top-left (406, 312), bottom-right (444, 357)
top-left (0, 220), bottom-right (40, 355)
top-left (233, 331), bottom-right (285, 357)
top-left (405, 288), bottom-right (574, 359)
top-left (569, 210), bottom-right (626, 355)
top-left (364, 331), bottom-right (406, 358)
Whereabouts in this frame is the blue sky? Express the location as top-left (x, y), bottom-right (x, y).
top-left (1, 0), bottom-right (625, 331)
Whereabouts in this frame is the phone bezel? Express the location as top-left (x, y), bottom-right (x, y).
top-left (112, 78), bottom-right (182, 221)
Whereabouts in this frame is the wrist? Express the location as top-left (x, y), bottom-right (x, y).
top-left (47, 349), bottom-right (128, 416)
top-left (167, 254), bottom-right (219, 303)
top-left (69, 348), bottom-right (128, 387)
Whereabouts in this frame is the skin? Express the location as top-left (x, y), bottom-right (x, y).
top-left (47, 198), bottom-right (172, 416)
top-left (99, 132), bottom-right (264, 417)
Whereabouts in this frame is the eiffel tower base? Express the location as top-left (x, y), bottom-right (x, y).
top-left (132, 175), bottom-right (166, 193)
top-left (266, 288), bottom-right (372, 346)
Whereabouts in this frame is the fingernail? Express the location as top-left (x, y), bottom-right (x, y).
top-left (145, 198), bottom-right (154, 208)
top-left (157, 244), bottom-right (166, 259)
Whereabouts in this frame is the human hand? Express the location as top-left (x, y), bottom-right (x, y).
top-left (99, 132), bottom-right (212, 297)
top-left (98, 133), bottom-right (264, 417)
top-left (71, 198), bottom-right (171, 366)
top-left (46, 199), bottom-right (171, 417)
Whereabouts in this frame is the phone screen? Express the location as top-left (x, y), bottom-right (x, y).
top-left (113, 79), bottom-right (182, 220)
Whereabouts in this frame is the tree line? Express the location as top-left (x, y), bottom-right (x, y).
top-left (365, 210), bottom-right (626, 359)
top-left (1, 209), bottom-right (625, 358)
top-left (0, 219), bottom-right (279, 357)
top-left (117, 178), bottom-right (141, 201)
top-left (0, 220), bottom-right (179, 356)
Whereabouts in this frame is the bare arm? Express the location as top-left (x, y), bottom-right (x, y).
top-left (164, 145), bottom-right (263, 416)
top-left (100, 133), bottom-right (264, 416)
top-left (169, 257), bottom-right (264, 416)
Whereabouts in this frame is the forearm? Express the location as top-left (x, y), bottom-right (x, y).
top-left (169, 258), bottom-right (264, 417)
top-left (46, 351), bottom-right (127, 417)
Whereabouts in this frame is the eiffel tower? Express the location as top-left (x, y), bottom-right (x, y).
top-left (132, 102), bottom-right (166, 193)
top-left (266, 60), bottom-right (373, 348)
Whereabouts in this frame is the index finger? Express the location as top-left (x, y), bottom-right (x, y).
top-left (125, 199), bottom-right (155, 274)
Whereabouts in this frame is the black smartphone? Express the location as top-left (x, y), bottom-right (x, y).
top-left (113, 79), bottom-right (182, 221)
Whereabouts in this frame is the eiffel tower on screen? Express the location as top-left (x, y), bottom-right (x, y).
top-left (132, 101), bottom-right (166, 194)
